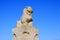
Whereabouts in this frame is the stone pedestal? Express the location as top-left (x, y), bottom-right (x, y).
top-left (12, 6), bottom-right (38, 40)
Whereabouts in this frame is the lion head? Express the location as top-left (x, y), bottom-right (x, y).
top-left (23, 6), bottom-right (33, 15)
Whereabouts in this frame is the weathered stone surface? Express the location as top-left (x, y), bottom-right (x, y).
top-left (12, 6), bottom-right (38, 40)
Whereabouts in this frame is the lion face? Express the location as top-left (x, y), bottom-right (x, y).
top-left (24, 6), bottom-right (33, 15)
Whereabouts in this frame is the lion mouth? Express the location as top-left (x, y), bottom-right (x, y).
top-left (29, 11), bottom-right (33, 13)
top-left (27, 10), bottom-right (33, 13)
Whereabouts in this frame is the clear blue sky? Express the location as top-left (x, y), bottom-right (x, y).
top-left (0, 0), bottom-right (60, 40)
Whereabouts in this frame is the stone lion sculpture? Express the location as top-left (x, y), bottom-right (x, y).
top-left (17, 6), bottom-right (33, 27)
top-left (21, 6), bottom-right (33, 24)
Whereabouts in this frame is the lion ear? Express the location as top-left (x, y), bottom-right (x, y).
top-left (24, 6), bottom-right (28, 9)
